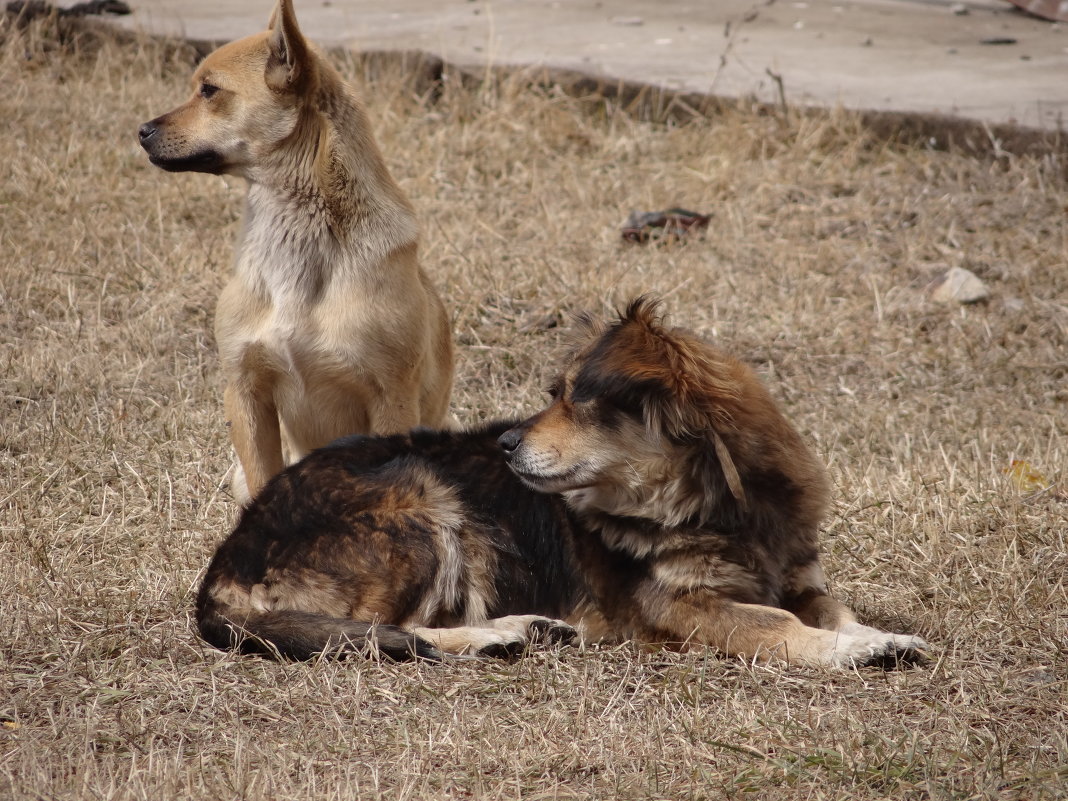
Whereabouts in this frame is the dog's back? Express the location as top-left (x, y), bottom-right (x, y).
top-left (196, 423), bottom-right (584, 659)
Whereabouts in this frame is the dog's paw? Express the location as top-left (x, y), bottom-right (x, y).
top-left (832, 624), bottom-right (929, 669)
top-left (466, 615), bottom-right (579, 658)
top-left (228, 460), bottom-right (253, 506)
top-left (490, 615), bottom-right (577, 647)
top-left (526, 617), bottom-right (579, 646)
top-left (442, 616), bottom-right (580, 658)
top-left (475, 633), bottom-right (527, 660)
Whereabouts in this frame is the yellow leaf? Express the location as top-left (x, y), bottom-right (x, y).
top-left (1003, 460), bottom-right (1050, 494)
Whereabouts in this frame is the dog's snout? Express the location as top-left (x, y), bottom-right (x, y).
top-left (497, 428), bottom-right (523, 454)
top-left (138, 121), bottom-right (158, 146)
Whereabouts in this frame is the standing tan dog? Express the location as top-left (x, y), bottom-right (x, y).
top-left (138, 0), bottom-right (453, 503)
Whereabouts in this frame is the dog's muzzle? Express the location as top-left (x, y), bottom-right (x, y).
top-left (136, 119), bottom-right (226, 174)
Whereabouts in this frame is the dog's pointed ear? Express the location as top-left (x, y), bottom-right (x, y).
top-left (265, 0), bottom-right (311, 93)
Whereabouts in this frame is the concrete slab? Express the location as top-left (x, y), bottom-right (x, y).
top-left (105, 0), bottom-right (1068, 131)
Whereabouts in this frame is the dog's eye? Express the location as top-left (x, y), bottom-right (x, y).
top-left (199, 82), bottom-right (220, 99)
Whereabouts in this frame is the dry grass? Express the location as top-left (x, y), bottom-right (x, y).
top-left (2, 16), bottom-right (1067, 801)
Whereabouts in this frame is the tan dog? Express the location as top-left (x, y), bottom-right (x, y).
top-left (196, 298), bottom-right (928, 669)
top-left (138, 0), bottom-right (453, 503)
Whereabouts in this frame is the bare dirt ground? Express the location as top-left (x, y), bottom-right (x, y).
top-left (2, 16), bottom-right (1067, 801)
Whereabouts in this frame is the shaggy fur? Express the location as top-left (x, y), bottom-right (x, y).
top-left (138, 0), bottom-right (453, 503)
top-left (197, 297), bottom-right (928, 667)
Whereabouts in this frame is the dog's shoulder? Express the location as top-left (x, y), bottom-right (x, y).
top-left (279, 419), bottom-right (521, 493)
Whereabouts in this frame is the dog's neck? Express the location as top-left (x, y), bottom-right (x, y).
top-left (563, 459), bottom-right (750, 557)
top-left (576, 510), bottom-right (689, 559)
top-left (236, 83), bottom-right (419, 300)
top-left (562, 453), bottom-right (728, 531)
top-left (246, 100), bottom-right (416, 239)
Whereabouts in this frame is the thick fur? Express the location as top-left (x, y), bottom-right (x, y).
top-left (197, 297), bottom-right (928, 668)
top-left (138, 0), bottom-right (453, 503)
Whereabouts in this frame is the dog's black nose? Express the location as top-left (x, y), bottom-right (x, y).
top-left (497, 428), bottom-right (523, 454)
top-left (138, 122), bottom-right (157, 145)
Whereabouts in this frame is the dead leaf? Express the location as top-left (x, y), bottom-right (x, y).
top-left (1003, 460), bottom-right (1051, 494)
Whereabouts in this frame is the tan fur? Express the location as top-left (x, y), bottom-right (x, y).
top-left (408, 616), bottom-right (558, 656)
top-left (139, 0), bottom-right (453, 503)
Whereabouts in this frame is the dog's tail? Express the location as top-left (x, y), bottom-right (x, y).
top-left (195, 584), bottom-right (443, 662)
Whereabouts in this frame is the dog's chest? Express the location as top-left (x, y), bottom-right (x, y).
top-left (217, 184), bottom-right (417, 384)
top-left (219, 242), bottom-right (359, 384)
top-left (239, 200), bottom-right (337, 305)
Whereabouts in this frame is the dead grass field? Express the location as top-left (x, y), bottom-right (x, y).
top-left (1, 15), bottom-right (1067, 801)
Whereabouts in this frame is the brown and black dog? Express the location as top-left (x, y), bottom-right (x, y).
top-left (138, 0), bottom-right (453, 503)
top-left (196, 298), bottom-right (928, 668)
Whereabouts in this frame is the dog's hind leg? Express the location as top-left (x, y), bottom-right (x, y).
top-left (406, 624), bottom-right (527, 658)
top-left (408, 616), bottom-right (577, 659)
top-left (203, 609), bottom-right (442, 662)
top-left (228, 460), bottom-right (253, 507)
top-left (366, 380), bottom-right (423, 436)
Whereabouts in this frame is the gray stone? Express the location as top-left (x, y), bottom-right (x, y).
top-left (929, 267), bottom-right (991, 304)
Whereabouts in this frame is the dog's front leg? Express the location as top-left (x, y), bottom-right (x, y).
top-left (224, 383), bottom-right (283, 502)
top-left (641, 589), bottom-right (926, 669)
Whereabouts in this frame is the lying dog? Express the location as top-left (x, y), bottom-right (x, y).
top-left (197, 298), bottom-right (928, 668)
top-left (138, 0), bottom-right (453, 503)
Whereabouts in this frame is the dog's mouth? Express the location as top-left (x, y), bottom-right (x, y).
top-left (147, 149), bottom-right (227, 175)
top-left (507, 460), bottom-right (592, 493)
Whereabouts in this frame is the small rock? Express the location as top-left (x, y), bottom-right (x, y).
top-left (610, 16), bottom-right (644, 26)
top-left (928, 267), bottom-right (990, 304)
top-left (950, 3), bottom-right (968, 15)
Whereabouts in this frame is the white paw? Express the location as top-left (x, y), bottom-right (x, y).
top-left (830, 624), bottom-right (929, 668)
top-left (228, 461), bottom-right (252, 506)
top-left (489, 615), bottom-right (577, 645)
